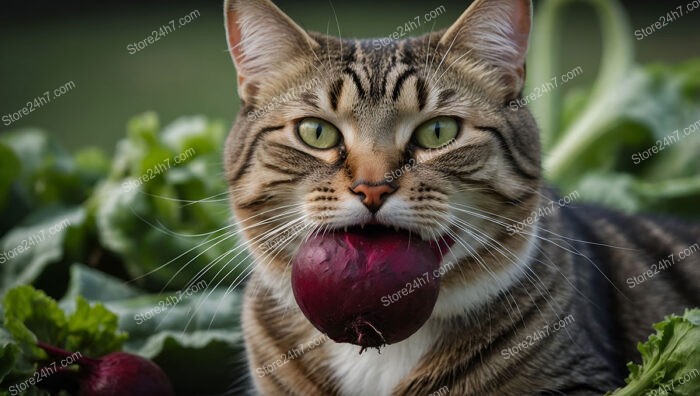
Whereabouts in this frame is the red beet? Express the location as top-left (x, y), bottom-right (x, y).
top-left (38, 343), bottom-right (174, 396)
top-left (291, 227), bottom-right (442, 349)
top-left (78, 352), bottom-right (175, 396)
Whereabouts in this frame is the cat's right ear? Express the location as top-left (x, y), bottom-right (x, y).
top-left (440, 0), bottom-right (532, 98)
top-left (224, 0), bottom-right (318, 102)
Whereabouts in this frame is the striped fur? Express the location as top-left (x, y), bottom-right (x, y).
top-left (222, 0), bottom-right (700, 395)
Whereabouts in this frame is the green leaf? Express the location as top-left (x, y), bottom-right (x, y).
top-left (3, 286), bottom-right (67, 353)
top-left (0, 207), bottom-right (85, 296)
top-left (1, 285), bottom-right (127, 392)
top-left (609, 309), bottom-right (700, 396)
top-left (63, 297), bottom-right (128, 357)
top-left (530, 0), bottom-right (634, 151)
top-left (0, 330), bottom-right (20, 383)
top-left (0, 130), bottom-right (95, 208)
top-left (63, 264), bottom-right (244, 395)
top-left (88, 113), bottom-right (236, 292)
top-left (109, 291), bottom-right (244, 395)
top-left (126, 111), bottom-right (159, 148)
top-left (0, 143), bottom-right (20, 211)
top-left (62, 264), bottom-right (142, 303)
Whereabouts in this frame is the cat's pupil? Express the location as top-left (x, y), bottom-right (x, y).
top-left (435, 122), bottom-right (442, 139)
top-left (315, 124), bottom-right (323, 139)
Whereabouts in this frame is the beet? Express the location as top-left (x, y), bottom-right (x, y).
top-left (78, 352), bottom-right (175, 396)
top-left (37, 343), bottom-right (174, 396)
top-left (291, 227), bottom-right (443, 349)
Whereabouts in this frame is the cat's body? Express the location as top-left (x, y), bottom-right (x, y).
top-left (222, 0), bottom-right (700, 395)
top-left (241, 193), bottom-right (700, 395)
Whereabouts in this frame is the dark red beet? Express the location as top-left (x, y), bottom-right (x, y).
top-left (292, 227), bottom-right (442, 349)
top-left (37, 343), bottom-right (174, 396)
top-left (79, 352), bottom-right (175, 396)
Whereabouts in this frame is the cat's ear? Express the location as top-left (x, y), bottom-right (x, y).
top-left (224, 0), bottom-right (318, 102)
top-left (440, 0), bottom-right (531, 97)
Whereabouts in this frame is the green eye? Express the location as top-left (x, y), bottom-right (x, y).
top-left (413, 117), bottom-right (459, 149)
top-left (297, 118), bottom-right (341, 149)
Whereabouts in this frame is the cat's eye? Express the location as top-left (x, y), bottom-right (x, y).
top-left (297, 118), bottom-right (341, 149)
top-left (413, 117), bottom-right (459, 149)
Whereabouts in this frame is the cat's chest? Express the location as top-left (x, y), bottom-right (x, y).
top-left (324, 323), bottom-right (437, 396)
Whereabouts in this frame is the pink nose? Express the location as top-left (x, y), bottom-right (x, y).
top-left (351, 183), bottom-right (397, 213)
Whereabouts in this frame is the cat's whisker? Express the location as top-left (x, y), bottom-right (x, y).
top-left (450, 203), bottom-right (630, 302)
top-left (326, 18), bottom-right (332, 65)
top-left (206, 215), bottom-right (315, 329)
top-left (449, 203), bottom-right (616, 296)
top-left (328, 0), bottom-right (342, 55)
top-left (429, 25), bottom-right (465, 83)
top-left (184, 213), bottom-right (311, 332)
top-left (450, 200), bottom-right (638, 251)
top-left (130, 203), bottom-right (305, 288)
top-left (443, 226), bottom-right (525, 326)
top-left (448, 217), bottom-right (566, 335)
top-left (446, 210), bottom-right (565, 320)
top-left (138, 189), bottom-right (231, 205)
top-left (433, 49), bottom-right (473, 86)
top-left (154, 245), bottom-right (241, 332)
top-left (450, 218), bottom-right (522, 319)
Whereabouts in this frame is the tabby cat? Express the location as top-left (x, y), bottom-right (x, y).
top-left (222, 0), bottom-right (700, 394)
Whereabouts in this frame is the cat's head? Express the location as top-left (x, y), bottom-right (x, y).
top-left (224, 0), bottom-right (541, 316)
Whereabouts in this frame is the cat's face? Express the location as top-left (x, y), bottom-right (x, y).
top-left (224, 0), bottom-right (541, 314)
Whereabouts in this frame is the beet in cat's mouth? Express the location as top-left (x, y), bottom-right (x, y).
top-left (330, 224), bottom-right (454, 260)
top-left (290, 223), bottom-right (454, 349)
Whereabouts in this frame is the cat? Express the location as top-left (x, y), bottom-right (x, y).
top-left (222, 0), bottom-right (700, 394)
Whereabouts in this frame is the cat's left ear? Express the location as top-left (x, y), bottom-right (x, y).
top-left (224, 0), bottom-right (318, 102)
top-left (440, 0), bottom-right (531, 98)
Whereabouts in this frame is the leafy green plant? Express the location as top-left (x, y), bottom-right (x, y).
top-left (609, 309), bottom-right (700, 396)
top-left (530, 0), bottom-right (700, 218)
top-left (0, 115), bottom-right (247, 395)
top-left (0, 285), bottom-right (126, 396)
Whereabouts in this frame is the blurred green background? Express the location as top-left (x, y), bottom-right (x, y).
top-left (1, 0), bottom-right (699, 154)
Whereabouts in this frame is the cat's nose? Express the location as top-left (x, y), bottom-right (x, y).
top-left (350, 182), bottom-right (397, 214)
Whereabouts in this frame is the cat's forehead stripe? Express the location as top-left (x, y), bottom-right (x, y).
top-left (328, 78), bottom-right (344, 111)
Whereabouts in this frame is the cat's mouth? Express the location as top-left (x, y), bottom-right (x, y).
top-left (328, 223), bottom-right (454, 260)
